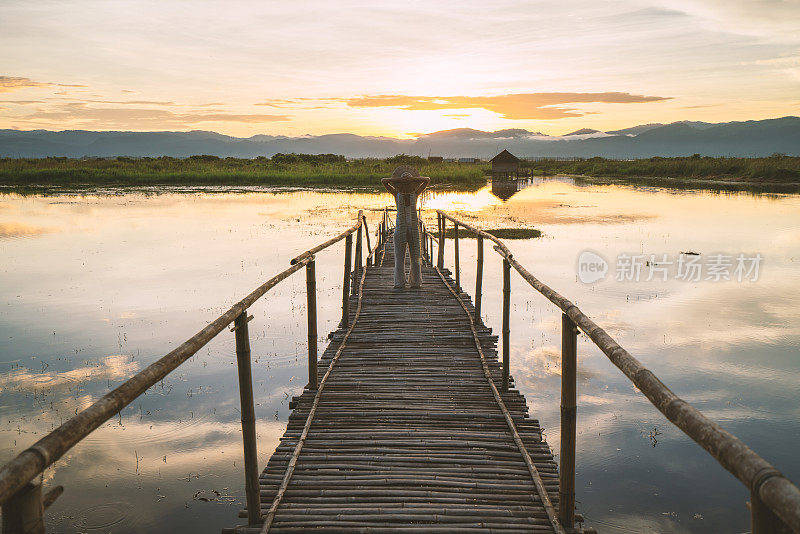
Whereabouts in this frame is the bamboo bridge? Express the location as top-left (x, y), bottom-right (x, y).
top-left (1, 209), bottom-right (799, 534)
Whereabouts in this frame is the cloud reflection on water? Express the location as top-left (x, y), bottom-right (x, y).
top-left (0, 354), bottom-right (139, 393)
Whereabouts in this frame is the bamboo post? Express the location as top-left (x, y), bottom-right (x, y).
top-left (233, 311), bottom-right (260, 526)
top-left (1, 482), bottom-right (44, 534)
top-left (752, 491), bottom-right (792, 533)
top-left (424, 223), bottom-right (429, 261)
top-left (306, 259), bottom-right (318, 389)
top-left (437, 213), bottom-right (445, 269)
top-left (377, 222), bottom-right (383, 264)
top-left (383, 208), bottom-right (389, 262)
top-left (362, 216), bottom-right (372, 266)
top-left (353, 219), bottom-right (362, 296)
top-left (559, 313), bottom-right (578, 528)
top-left (454, 223), bottom-right (461, 288)
top-left (427, 226), bottom-right (431, 263)
top-left (341, 234), bottom-right (352, 327)
top-left (381, 222), bottom-right (387, 264)
top-left (502, 258), bottom-right (510, 392)
top-left (436, 213), bottom-right (440, 259)
top-left (474, 234), bottom-right (484, 324)
top-left (420, 222), bottom-right (426, 259)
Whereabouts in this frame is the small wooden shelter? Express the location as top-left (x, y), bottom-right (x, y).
top-left (491, 149), bottom-right (520, 179)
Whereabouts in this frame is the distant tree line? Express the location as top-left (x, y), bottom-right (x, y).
top-left (270, 153), bottom-right (346, 165)
top-left (0, 153), bottom-right (487, 187)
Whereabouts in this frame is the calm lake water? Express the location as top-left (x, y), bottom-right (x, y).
top-left (1, 179), bottom-right (798, 533)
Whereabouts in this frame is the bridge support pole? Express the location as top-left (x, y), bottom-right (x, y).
top-left (233, 311), bottom-right (261, 526)
top-left (474, 235), bottom-right (483, 324)
top-left (2, 482), bottom-right (44, 534)
top-left (751, 490), bottom-right (792, 533)
top-left (425, 224), bottom-right (430, 261)
top-left (437, 213), bottom-right (445, 269)
top-left (454, 223), bottom-right (460, 288)
top-left (420, 222), bottom-right (426, 260)
top-left (383, 208), bottom-right (389, 263)
top-left (353, 217), bottom-right (362, 295)
top-left (383, 222), bottom-right (388, 264)
top-left (342, 234), bottom-right (352, 327)
top-left (362, 216), bottom-right (372, 267)
top-left (379, 222), bottom-right (384, 263)
top-left (559, 313), bottom-right (578, 528)
top-left (502, 258), bottom-right (510, 392)
top-left (306, 259), bottom-right (318, 389)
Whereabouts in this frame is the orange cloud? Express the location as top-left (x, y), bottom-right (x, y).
top-left (83, 99), bottom-right (177, 105)
top-left (0, 75), bottom-right (86, 93)
top-left (0, 100), bottom-right (46, 105)
top-left (19, 103), bottom-right (289, 127)
top-left (339, 92), bottom-right (672, 119)
top-left (255, 98), bottom-right (334, 111)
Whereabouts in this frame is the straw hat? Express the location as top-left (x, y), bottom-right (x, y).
top-left (391, 165), bottom-right (421, 180)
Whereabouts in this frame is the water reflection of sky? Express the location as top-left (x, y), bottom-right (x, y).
top-left (1, 181), bottom-right (798, 533)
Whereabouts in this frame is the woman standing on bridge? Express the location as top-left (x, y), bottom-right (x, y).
top-left (382, 166), bottom-right (430, 289)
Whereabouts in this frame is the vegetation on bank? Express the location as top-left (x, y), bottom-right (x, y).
top-left (523, 154), bottom-right (800, 183)
top-left (0, 154), bottom-right (489, 187)
top-left (1, 153), bottom-right (798, 192)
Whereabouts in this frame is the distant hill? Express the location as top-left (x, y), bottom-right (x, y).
top-left (564, 128), bottom-right (601, 136)
top-left (1, 116), bottom-right (798, 158)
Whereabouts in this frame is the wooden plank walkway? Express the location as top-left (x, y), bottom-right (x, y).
top-left (226, 233), bottom-right (560, 533)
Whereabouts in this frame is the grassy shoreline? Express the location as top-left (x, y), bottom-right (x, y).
top-left (526, 155), bottom-right (800, 180)
top-left (1, 155), bottom-right (798, 193)
top-left (0, 155), bottom-right (489, 187)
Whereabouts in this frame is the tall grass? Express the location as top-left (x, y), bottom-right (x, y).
top-left (0, 155), bottom-right (489, 187)
top-left (3, 154), bottom-right (797, 190)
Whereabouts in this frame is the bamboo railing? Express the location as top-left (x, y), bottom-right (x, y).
top-left (0, 209), bottom-right (386, 534)
top-left (428, 209), bottom-right (800, 534)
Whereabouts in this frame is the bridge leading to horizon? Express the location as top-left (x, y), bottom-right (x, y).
top-left (227, 231), bottom-right (565, 533)
top-left (0, 208), bottom-right (798, 534)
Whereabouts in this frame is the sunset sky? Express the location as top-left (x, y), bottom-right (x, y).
top-left (1, 0), bottom-right (798, 137)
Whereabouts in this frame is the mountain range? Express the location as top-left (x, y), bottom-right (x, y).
top-left (1, 116), bottom-right (798, 159)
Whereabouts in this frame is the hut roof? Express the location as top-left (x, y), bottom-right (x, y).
top-left (491, 149), bottom-right (520, 164)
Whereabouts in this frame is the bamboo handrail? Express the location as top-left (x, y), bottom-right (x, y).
top-left (434, 209), bottom-right (800, 532)
top-left (0, 256), bottom-right (311, 506)
top-left (290, 218), bottom-right (363, 265)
